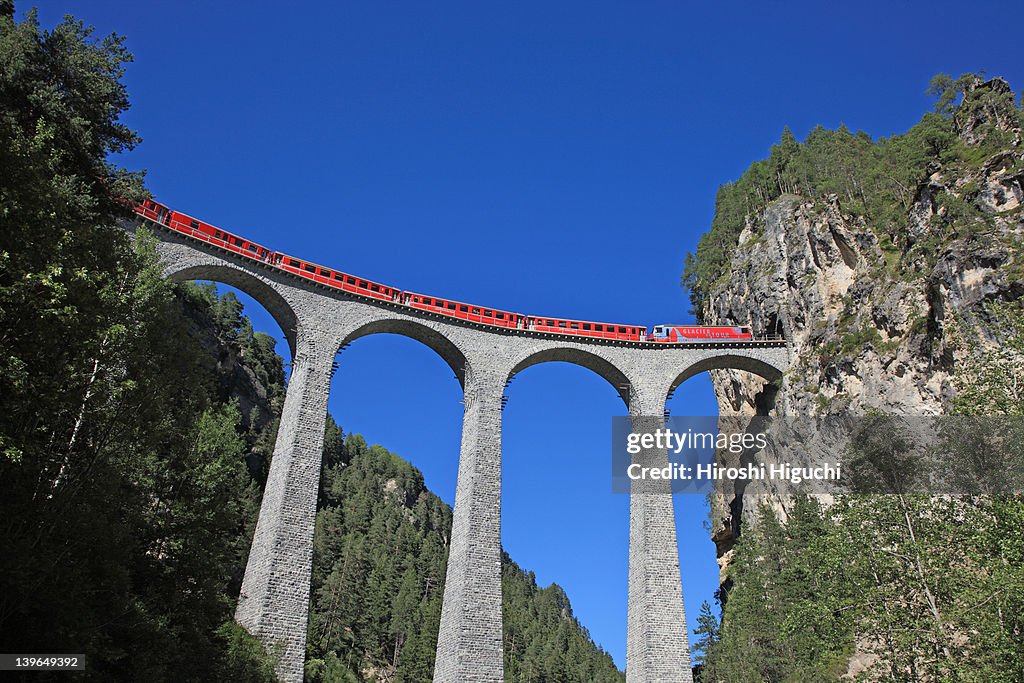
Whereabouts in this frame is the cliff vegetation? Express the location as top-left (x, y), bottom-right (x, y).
top-left (683, 75), bottom-right (1024, 682)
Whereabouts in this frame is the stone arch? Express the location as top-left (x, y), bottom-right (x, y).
top-left (665, 353), bottom-right (784, 406)
top-left (163, 262), bottom-right (300, 358)
top-left (336, 318), bottom-right (470, 389)
top-left (507, 347), bottom-right (632, 406)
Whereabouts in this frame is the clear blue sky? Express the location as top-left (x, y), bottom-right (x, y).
top-left (34, 0), bottom-right (1022, 669)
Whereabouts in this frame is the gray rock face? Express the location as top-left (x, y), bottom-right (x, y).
top-left (128, 218), bottom-right (788, 683)
top-left (695, 90), bottom-right (1024, 571)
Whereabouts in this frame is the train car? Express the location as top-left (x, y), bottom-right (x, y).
top-left (402, 292), bottom-right (523, 329)
top-left (163, 209), bottom-right (274, 262)
top-left (649, 325), bottom-right (752, 343)
top-left (525, 316), bottom-right (646, 342)
top-left (134, 199), bottom-right (171, 225)
top-left (274, 254), bottom-right (399, 302)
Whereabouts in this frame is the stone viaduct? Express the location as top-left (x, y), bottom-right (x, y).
top-left (130, 218), bottom-right (789, 683)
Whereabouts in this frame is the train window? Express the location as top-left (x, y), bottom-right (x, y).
top-left (190, 220), bottom-right (200, 229)
top-left (583, 324), bottom-right (591, 330)
top-left (460, 305), bottom-right (468, 312)
top-left (570, 322), bottom-right (579, 329)
top-left (304, 264), bottom-right (315, 272)
top-left (371, 284), bottom-right (379, 292)
top-left (496, 313), bottom-right (504, 319)
top-left (558, 321), bottom-right (567, 328)
top-left (289, 259), bottom-right (300, 267)
top-left (472, 308), bottom-right (480, 314)
top-left (347, 277), bottom-right (355, 284)
top-left (248, 244), bottom-right (257, 252)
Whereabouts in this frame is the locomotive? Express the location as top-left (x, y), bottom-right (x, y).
top-left (649, 325), bottom-right (752, 342)
top-left (133, 199), bottom-right (755, 344)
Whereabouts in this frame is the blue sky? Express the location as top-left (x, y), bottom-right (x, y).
top-left (34, 0), bottom-right (1022, 669)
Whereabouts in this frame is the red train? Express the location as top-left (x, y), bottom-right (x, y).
top-left (649, 325), bottom-right (752, 342)
top-left (131, 199), bottom-right (757, 344)
top-left (403, 293), bottom-right (523, 329)
top-left (275, 254), bottom-right (399, 302)
top-left (525, 316), bottom-right (647, 341)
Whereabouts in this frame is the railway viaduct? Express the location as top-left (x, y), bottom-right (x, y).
top-left (129, 218), bottom-right (789, 683)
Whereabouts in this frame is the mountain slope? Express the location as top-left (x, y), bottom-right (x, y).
top-left (683, 74), bottom-right (1023, 553)
top-left (682, 74), bottom-right (1024, 682)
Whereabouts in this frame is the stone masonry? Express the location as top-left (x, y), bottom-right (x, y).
top-left (130, 219), bottom-right (789, 682)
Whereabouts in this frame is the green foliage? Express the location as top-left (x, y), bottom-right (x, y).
top-left (926, 72), bottom-right (976, 115)
top-left (839, 326), bottom-right (883, 355)
top-left (700, 497), bottom-right (853, 683)
top-left (702, 493), bottom-right (1024, 682)
top-left (682, 73), bottom-right (1022, 317)
top-left (0, 227), bottom-right (285, 679)
top-left (213, 621), bottom-right (281, 682)
top-left (0, 9), bottom-right (286, 663)
top-left (705, 335), bottom-right (1024, 681)
top-left (502, 559), bottom-right (623, 683)
top-left (692, 601), bottom-right (719, 672)
top-left (951, 300), bottom-right (1024, 416)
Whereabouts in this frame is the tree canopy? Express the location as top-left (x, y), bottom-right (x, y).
top-left (682, 73), bottom-right (1024, 317)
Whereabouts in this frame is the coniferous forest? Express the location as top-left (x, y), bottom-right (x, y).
top-left (0, 7), bottom-right (622, 681)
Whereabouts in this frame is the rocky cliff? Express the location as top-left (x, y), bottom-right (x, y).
top-left (685, 76), bottom-right (1024, 568)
